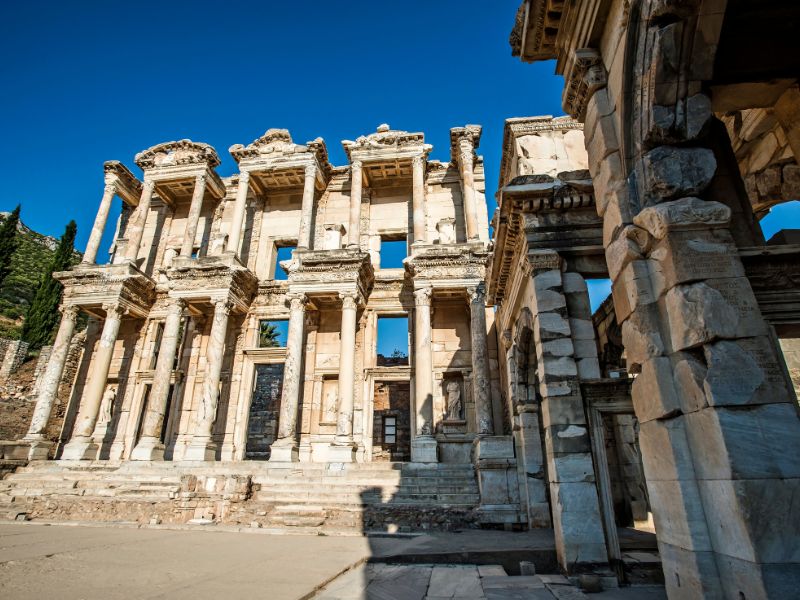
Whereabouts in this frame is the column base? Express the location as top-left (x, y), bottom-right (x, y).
top-left (328, 442), bottom-right (356, 463)
top-left (269, 439), bottom-right (299, 462)
top-left (182, 438), bottom-right (217, 461)
top-left (130, 437), bottom-right (165, 461)
top-left (61, 437), bottom-right (99, 461)
top-left (411, 436), bottom-right (438, 463)
top-left (472, 436), bottom-right (523, 526)
top-left (27, 439), bottom-right (53, 460)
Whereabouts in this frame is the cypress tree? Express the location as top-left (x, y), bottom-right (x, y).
top-left (0, 205), bottom-right (21, 289)
top-left (21, 220), bottom-right (78, 349)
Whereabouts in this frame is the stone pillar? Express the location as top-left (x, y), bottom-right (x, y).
top-left (24, 305), bottom-right (80, 459)
top-left (227, 170), bottom-right (250, 257)
top-left (459, 139), bottom-right (479, 241)
top-left (528, 251), bottom-right (609, 570)
top-left (61, 302), bottom-right (126, 460)
top-left (412, 155), bottom-right (426, 245)
top-left (270, 293), bottom-right (307, 462)
top-left (347, 160), bottom-right (362, 248)
top-left (411, 287), bottom-right (437, 462)
top-left (180, 174), bottom-right (207, 258)
top-left (130, 299), bottom-right (185, 460)
top-left (124, 179), bottom-right (155, 264)
top-left (468, 284), bottom-right (493, 435)
top-left (298, 164), bottom-right (317, 249)
top-left (82, 183), bottom-right (117, 265)
top-left (330, 291), bottom-right (359, 462)
top-left (183, 299), bottom-right (231, 461)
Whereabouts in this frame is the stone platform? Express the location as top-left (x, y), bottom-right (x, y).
top-left (0, 460), bottom-right (481, 532)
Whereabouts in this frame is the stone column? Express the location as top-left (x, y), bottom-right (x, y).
top-left (61, 302), bottom-right (126, 460)
top-left (347, 160), bottom-right (362, 248)
top-left (468, 285), bottom-right (493, 435)
top-left (411, 287), bottom-right (437, 462)
top-left (130, 299), bottom-right (185, 460)
top-left (183, 299), bottom-right (231, 461)
top-left (412, 155), bottom-right (426, 245)
top-left (298, 164), bottom-right (317, 249)
top-left (180, 174), bottom-right (207, 258)
top-left (82, 183), bottom-right (117, 265)
top-left (330, 291), bottom-right (359, 462)
top-left (459, 140), bottom-right (479, 241)
top-left (24, 305), bottom-right (80, 458)
top-left (270, 292), bottom-right (307, 462)
top-left (227, 170), bottom-right (250, 257)
top-left (124, 179), bottom-right (155, 264)
top-left (528, 251), bottom-right (608, 570)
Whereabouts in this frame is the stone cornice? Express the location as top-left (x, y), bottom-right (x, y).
top-left (229, 128), bottom-right (333, 182)
top-left (342, 124), bottom-right (430, 163)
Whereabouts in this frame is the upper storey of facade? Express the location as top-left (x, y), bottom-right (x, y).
top-left (84, 123), bottom-right (491, 289)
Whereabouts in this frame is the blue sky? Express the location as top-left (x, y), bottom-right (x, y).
top-left (1, 1), bottom-right (797, 319)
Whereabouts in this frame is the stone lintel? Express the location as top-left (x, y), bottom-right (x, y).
top-left (404, 243), bottom-right (490, 286)
top-left (166, 255), bottom-right (257, 314)
top-left (285, 248), bottom-right (374, 303)
top-left (56, 263), bottom-right (155, 319)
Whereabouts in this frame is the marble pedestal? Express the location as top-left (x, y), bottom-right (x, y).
top-left (473, 436), bottom-right (522, 524)
top-left (182, 439), bottom-right (216, 461)
top-left (411, 437), bottom-right (438, 463)
top-left (328, 442), bottom-right (357, 463)
top-left (60, 437), bottom-right (99, 461)
top-left (129, 437), bottom-right (165, 461)
top-left (269, 439), bottom-right (299, 462)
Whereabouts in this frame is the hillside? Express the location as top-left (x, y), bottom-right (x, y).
top-left (0, 212), bottom-right (81, 338)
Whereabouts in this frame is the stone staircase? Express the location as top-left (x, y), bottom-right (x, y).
top-left (0, 460), bottom-right (482, 532)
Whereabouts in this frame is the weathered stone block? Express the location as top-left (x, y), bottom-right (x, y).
top-left (632, 357), bottom-right (680, 423)
top-left (698, 477), bottom-right (800, 564)
top-left (541, 396), bottom-right (587, 427)
top-left (611, 260), bottom-right (656, 323)
top-left (576, 357), bottom-right (601, 380)
top-left (638, 147), bottom-right (716, 206)
top-left (715, 554), bottom-right (800, 600)
top-left (685, 404), bottom-right (800, 480)
top-left (541, 338), bottom-right (574, 358)
top-left (620, 304), bottom-right (665, 367)
top-left (534, 313), bottom-right (571, 340)
top-left (647, 478), bottom-right (714, 552)
top-left (672, 352), bottom-right (708, 414)
top-left (639, 416), bottom-right (696, 483)
top-left (657, 542), bottom-right (723, 600)
top-left (544, 424), bottom-right (591, 454)
top-left (533, 288), bottom-right (567, 313)
top-left (633, 197), bottom-right (730, 239)
top-left (703, 338), bottom-right (794, 407)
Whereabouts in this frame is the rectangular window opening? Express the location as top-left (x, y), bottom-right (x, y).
top-left (376, 316), bottom-right (409, 366)
top-left (273, 244), bottom-right (296, 280)
top-left (379, 237), bottom-right (407, 269)
top-left (259, 319), bottom-right (289, 348)
top-left (383, 416), bottom-right (397, 444)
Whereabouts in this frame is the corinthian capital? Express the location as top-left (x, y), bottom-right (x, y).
top-left (60, 304), bottom-right (81, 322)
top-left (339, 290), bottom-right (360, 309)
top-left (103, 182), bottom-right (117, 196)
top-left (351, 160), bottom-right (363, 172)
top-left (414, 287), bottom-right (433, 306)
top-left (102, 301), bottom-right (126, 319)
top-left (467, 284), bottom-right (485, 305)
top-left (304, 163), bottom-right (317, 179)
top-left (412, 154), bottom-right (426, 170)
top-left (286, 292), bottom-right (307, 311)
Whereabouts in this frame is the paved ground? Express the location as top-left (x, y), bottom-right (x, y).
top-left (0, 523), bottom-right (666, 600)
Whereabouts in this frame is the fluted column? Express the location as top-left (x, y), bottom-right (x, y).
top-left (412, 155), bottom-right (426, 244)
top-left (270, 293), bottom-right (307, 462)
top-left (24, 305), bottom-right (80, 457)
top-left (83, 182), bottom-right (117, 265)
top-left (347, 160), bottom-right (363, 248)
top-left (298, 164), bottom-right (317, 249)
top-left (227, 170), bottom-right (250, 256)
top-left (180, 174), bottom-right (207, 257)
top-left (330, 291), bottom-right (359, 462)
top-left (184, 299), bottom-right (231, 461)
top-left (412, 287), bottom-right (437, 462)
top-left (61, 302), bottom-right (125, 460)
top-left (468, 284), bottom-right (494, 435)
top-left (459, 139), bottom-right (479, 241)
top-left (131, 299), bottom-right (185, 460)
top-left (124, 179), bottom-right (155, 263)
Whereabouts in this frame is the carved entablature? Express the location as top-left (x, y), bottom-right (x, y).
top-left (405, 244), bottom-right (490, 288)
top-left (55, 263), bottom-right (156, 319)
top-left (285, 248), bottom-right (374, 302)
top-left (739, 245), bottom-right (800, 328)
top-left (229, 128), bottom-right (333, 188)
top-left (166, 254), bottom-right (257, 314)
top-left (342, 124), bottom-right (431, 172)
top-left (133, 139), bottom-right (225, 201)
top-left (503, 170), bottom-right (595, 213)
top-left (562, 48), bottom-right (607, 120)
top-left (103, 161), bottom-right (142, 206)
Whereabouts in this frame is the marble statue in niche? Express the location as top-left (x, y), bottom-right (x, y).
top-left (445, 380), bottom-right (463, 421)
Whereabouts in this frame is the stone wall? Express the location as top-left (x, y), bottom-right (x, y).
top-left (0, 338), bottom-right (29, 379)
top-left (372, 381), bottom-right (411, 461)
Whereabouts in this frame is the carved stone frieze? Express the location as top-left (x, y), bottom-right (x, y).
top-left (166, 255), bottom-right (257, 313)
top-left (405, 244), bottom-right (490, 286)
top-left (285, 248), bottom-right (374, 301)
top-left (135, 139), bottom-right (221, 170)
top-left (562, 48), bottom-right (607, 120)
top-left (55, 263), bottom-right (156, 318)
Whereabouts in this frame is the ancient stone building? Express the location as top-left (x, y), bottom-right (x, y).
top-left (507, 1), bottom-right (800, 598)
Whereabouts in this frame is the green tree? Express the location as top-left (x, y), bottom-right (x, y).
top-left (21, 220), bottom-right (78, 349)
top-left (0, 205), bottom-right (21, 290)
top-left (258, 320), bottom-right (281, 348)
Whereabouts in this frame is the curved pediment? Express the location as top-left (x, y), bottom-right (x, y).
top-left (342, 124), bottom-right (426, 160)
top-left (134, 139), bottom-right (221, 170)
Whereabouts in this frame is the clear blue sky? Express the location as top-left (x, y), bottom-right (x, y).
top-left (1, 1), bottom-right (797, 320)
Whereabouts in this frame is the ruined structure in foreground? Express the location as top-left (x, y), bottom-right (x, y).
top-left (505, 1), bottom-right (800, 598)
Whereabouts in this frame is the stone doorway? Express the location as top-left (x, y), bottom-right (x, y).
top-left (372, 381), bottom-right (410, 462)
top-left (245, 363), bottom-right (284, 460)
